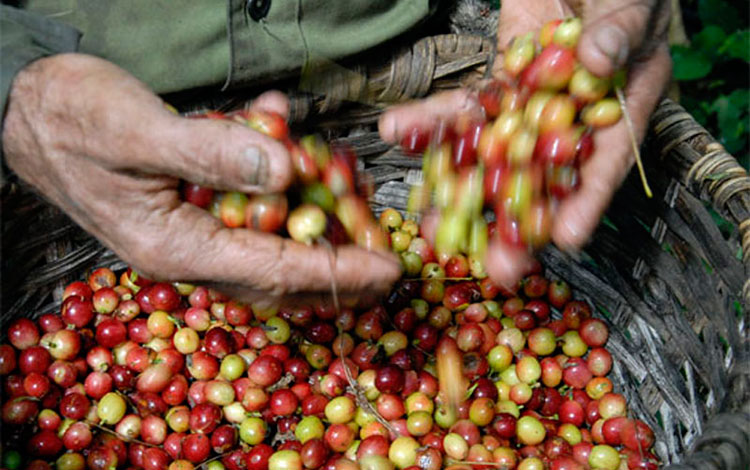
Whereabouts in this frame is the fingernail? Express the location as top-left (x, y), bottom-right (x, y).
top-left (245, 147), bottom-right (268, 186)
top-left (562, 218), bottom-right (581, 241)
top-left (386, 115), bottom-right (397, 141)
top-left (593, 26), bottom-right (629, 69)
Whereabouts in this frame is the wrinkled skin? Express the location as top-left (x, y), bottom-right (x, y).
top-left (379, 0), bottom-right (672, 287)
top-left (2, 54), bottom-right (401, 307)
top-left (2, 1), bottom-right (670, 302)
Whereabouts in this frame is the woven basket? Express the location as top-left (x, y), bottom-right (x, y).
top-left (1, 33), bottom-right (748, 470)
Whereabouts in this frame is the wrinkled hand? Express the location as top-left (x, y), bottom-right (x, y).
top-left (380, 0), bottom-right (672, 287)
top-left (2, 54), bottom-right (401, 306)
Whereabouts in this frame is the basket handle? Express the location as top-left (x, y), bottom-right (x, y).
top-left (651, 99), bottom-right (750, 308)
top-left (288, 34), bottom-right (494, 122)
top-left (653, 99), bottom-right (750, 470)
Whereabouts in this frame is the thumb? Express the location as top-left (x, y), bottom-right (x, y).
top-left (578, 0), bottom-right (657, 77)
top-left (147, 98), bottom-right (294, 194)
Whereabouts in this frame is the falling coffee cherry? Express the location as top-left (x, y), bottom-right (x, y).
top-left (400, 15), bottom-right (626, 255)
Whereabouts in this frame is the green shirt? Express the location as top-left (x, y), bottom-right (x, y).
top-left (1, 0), bottom-right (430, 117)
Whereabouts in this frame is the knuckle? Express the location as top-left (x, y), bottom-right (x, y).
top-left (249, 238), bottom-right (290, 295)
top-left (180, 120), bottom-right (243, 187)
top-left (261, 269), bottom-right (289, 298)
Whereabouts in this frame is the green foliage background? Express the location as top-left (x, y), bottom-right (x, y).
top-left (675, 0), bottom-right (749, 169)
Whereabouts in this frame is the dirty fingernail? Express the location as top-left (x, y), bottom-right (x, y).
top-left (562, 218), bottom-right (582, 242)
top-left (245, 147), bottom-right (268, 186)
top-left (593, 26), bottom-right (629, 69)
top-left (384, 114), bottom-right (398, 141)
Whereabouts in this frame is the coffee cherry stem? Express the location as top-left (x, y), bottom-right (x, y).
top-left (319, 238), bottom-right (342, 316)
top-left (615, 86), bottom-right (652, 198)
top-left (320, 238), bottom-right (400, 438)
top-left (446, 460), bottom-right (515, 468)
top-left (87, 421), bottom-right (157, 448)
top-left (194, 451), bottom-right (234, 470)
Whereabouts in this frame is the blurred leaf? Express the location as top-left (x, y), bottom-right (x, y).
top-left (720, 29), bottom-right (750, 62)
top-left (711, 90), bottom-right (749, 153)
top-left (671, 45), bottom-right (713, 80)
top-left (723, 136), bottom-right (746, 154)
top-left (693, 25), bottom-right (727, 57)
top-left (698, 0), bottom-right (742, 33)
top-left (681, 96), bottom-right (709, 125)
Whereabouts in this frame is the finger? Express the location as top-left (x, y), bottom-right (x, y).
top-left (378, 89), bottom-right (484, 144)
top-left (128, 202), bottom-right (402, 299)
top-left (146, 112), bottom-right (294, 194)
top-left (59, 143), bottom-right (399, 304)
top-left (552, 44), bottom-right (671, 249)
top-left (485, 240), bottom-right (537, 290)
top-left (578, 0), bottom-right (663, 77)
top-left (43, 57), bottom-right (294, 194)
top-left (265, 240), bottom-right (403, 297)
top-left (247, 90), bottom-right (290, 119)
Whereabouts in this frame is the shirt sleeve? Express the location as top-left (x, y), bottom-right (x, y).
top-left (1, 5), bottom-right (81, 181)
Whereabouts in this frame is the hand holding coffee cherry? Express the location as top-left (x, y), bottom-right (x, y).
top-left (379, 0), bottom-right (672, 288)
top-left (2, 54), bottom-right (401, 306)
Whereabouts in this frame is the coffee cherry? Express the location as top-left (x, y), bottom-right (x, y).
top-left (582, 98), bottom-right (622, 128)
top-left (287, 204), bottom-right (326, 244)
top-left (242, 110), bottom-right (288, 140)
top-left (182, 183), bottom-right (214, 209)
top-left (524, 45), bottom-right (576, 92)
top-left (538, 94), bottom-right (577, 132)
top-left (505, 32), bottom-right (536, 77)
top-left (508, 127), bottom-right (538, 166)
top-left (246, 194), bottom-right (288, 233)
top-left (538, 19), bottom-right (563, 47)
top-left (219, 192), bottom-right (249, 228)
top-left (400, 127), bottom-right (431, 155)
top-left (569, 68), bottom-right (610, 103)
top-left (499, 169), bottom-right (534, 218)
top-left (552, 17), bottom-right (582, 48)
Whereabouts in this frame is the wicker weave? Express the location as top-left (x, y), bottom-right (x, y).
top-left (1, 33), bottom-right (748, 470)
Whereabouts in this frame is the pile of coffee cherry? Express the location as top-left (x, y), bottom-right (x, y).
top-left (1, 216), bottom-right (658, 470)
top-left (0, 16), bottom-right (660, 470)
top-left (401, 17), bottom-right (622, 264)
top-left (182, 109), bottom-right (386, 250)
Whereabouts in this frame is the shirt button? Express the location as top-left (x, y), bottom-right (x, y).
top-left (247, 0), bottom-right (271, 21)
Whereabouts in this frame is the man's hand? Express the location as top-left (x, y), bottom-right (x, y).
top-left (2, 54), bottom-right (401, 306)
top-left (380, 0), bottom-right (672, 288)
